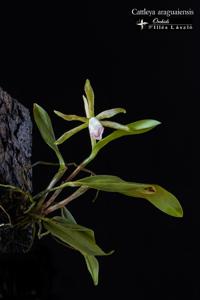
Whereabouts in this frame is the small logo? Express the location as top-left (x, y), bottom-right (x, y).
top-left (136, 19), bottom-right (148, 30)
top-left (133, 8), bottom-right (194, 31)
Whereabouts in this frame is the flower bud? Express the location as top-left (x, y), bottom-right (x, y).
top-left (89, 117), bottom-right (104, 140)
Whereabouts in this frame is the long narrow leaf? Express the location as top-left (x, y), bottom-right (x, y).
top-left (61, 208), bottom-right (99, 285)
top-left (33, 104), bottom-right (64, 167)
top-left (43, 217), bottom-right (113, 256)
top-left (73, 175), bottom-right (183, 217)
top-left (84, 255), bottom-right (99, 286)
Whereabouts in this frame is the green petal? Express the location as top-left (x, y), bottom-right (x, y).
top-left (33, 104), bottom-right (65, 167)
top-left (101, 121), bottom-right (130, 131)
top-left (73, 175), bottom-right (183, 218)
top-left (55, 123), bottom-right (88, 145)
top-left (82, 95), bottom-right (90, 118)
top-left (54, 110), bottom-right (87, 122)
top-left (84, 79), bottom-right (95, 117)
top-left (96, 108), bottom-right (126, 120)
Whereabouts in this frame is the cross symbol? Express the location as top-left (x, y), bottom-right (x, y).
top-left (137, 19), bottom-right (148, 30)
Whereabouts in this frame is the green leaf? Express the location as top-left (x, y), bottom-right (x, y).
top-left (43, 217), bottom-right (113, 256)
top-left (90, 119), bottom-right (161, 160)
top-left (139, 185), bottom-right (183, 218)
top-left (84, 255), bottom-right (99, 286)
top-left (84, 79), bottom-right (94, 117)
top-left (128, 119), bottom-right (161, 132)
top-left (60, 208), bottom-right (99, 285)
top-left (61, 207), bottom-right (77, 224)
top-left (96, 108), bottom-right (126, 120)
top-left (55, 122), bottom-right (88, 145)
top-left (73, 175), bottom-right (183, 218)
top-left (33, 104), bottom-right (64, 167)
top-left (54, 110), bottom-right (87, 122)
top-left (74, 175), bottom-right (154, 193)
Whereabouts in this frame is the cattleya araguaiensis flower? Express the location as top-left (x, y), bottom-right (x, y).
top-left (88, 117), bottom-right (104, 140)
top-left (0, 79), bottom-right (183, 286)
top-left (54, 79), bottom-right (129, 147)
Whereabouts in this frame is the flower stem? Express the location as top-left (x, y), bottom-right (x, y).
top-left (44, 186), bottom-right (89, 215)
top-left (35, 166), bottom-right (67, 210)
top-left (41, 155), bottom-right (94, 212)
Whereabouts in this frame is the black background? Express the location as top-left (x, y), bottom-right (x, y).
top-left (0, 2), bottom-right (197, 299)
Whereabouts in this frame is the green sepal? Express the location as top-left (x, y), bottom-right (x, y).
top-left (101, 120), bottom-right (130, 131)
top-left (54, 110), bottom-right (87, 122)
top-left (96, 108), bottom-right (126, 120)
top-left (55, 123), bottom-right (88, 145)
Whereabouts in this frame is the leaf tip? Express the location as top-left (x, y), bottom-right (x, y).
top-left (33, 103), bottom-right (39, 111)
top-left (154, 120), bottom-right (162, 126)
top-left (176, 206), bottom-right (184, 218)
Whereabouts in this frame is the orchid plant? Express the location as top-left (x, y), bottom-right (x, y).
top-left (0, 79), bottom-right (183, 285)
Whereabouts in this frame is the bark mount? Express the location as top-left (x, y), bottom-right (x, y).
top-left (0, 87), bottom-right (33, 253)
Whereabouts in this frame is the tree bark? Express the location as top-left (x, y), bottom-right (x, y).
top-left (0, 87), bottom-right (32, 190)
top-left (0, 87), bottom-right (33, 253)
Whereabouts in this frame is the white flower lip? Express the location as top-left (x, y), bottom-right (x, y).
top-left (89, 117), bottom-right (104, 140)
